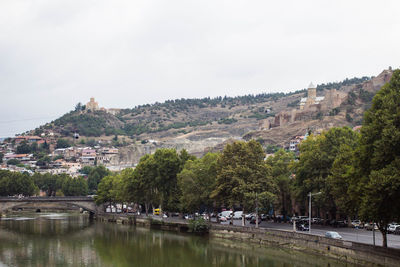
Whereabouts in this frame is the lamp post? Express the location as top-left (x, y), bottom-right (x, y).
top-left (308, 191), bottom-right (321, 233)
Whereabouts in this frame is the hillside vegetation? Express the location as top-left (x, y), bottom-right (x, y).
top-left (33, 75), bottom-right (374, 142)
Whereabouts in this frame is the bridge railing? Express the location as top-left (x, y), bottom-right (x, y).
top-left (0, 196), bottom-right (95, 201)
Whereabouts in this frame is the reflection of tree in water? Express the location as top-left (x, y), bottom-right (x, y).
top-left (0, 216), bottom-right (353, 267)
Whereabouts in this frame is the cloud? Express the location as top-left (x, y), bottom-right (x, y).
top-left (0, 0), bottom-right (399, 136)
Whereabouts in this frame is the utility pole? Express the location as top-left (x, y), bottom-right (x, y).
top-left (256, 192), bottom-right (259, 228)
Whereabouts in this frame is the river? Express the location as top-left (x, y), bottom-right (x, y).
top-left (0, 212), bottom-right (353, 267)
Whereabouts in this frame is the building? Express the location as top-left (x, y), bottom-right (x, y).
top-left (289, 136), bottom-right (304, 152)
top-left (86, 97), bottom-right (100, 111)
top-left (81, 149), bottom-right (97, 165)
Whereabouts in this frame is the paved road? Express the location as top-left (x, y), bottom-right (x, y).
top-left (219, 219), bottom-right (400, 248)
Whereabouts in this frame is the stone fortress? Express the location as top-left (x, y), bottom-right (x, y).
top-left (85, 97), bottom-right (121, 115)
top-left (262, 68), bottom-right (394, 129)
top-left (267, 83), bottom-right (347, 128)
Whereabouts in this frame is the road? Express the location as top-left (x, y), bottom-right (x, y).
top-left (218, 219), bottom-right (400, 248)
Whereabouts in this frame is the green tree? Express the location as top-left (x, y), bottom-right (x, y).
top-left (0, 153), bottom-right (3, 164)
top-left (16, 141), bottom-right (32, 154)
top-left (56, 138), bottom-right (71, 149)
top-left (0, 170), bottom-right (38, 196)
top-left (211, 140), bottom-right (276, 226)
top-left (153, 148), bottom-right (182, 211)
top-left (178, 153), bottom-right (218, 216)
top-left (87, 166), bottom-right (111, 194)
top-left (123, 155), bottom-right (158, 216)
top-left (265, 149), bottom-right (295, 221)
top-left (357, 69), bottom-right (400, 247)
top-left (295, 127), bottom-right (359, 220)
top-left (7, 159), bottom-right (20, 166)
top-left (95, 175), bottom-right (116, 208)
top-left (62, 176), bottom-right (88, 196)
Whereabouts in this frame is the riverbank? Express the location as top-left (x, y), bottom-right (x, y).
top-left (96, 213), bottom-right (400, 266)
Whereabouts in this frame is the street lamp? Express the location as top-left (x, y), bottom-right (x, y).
top-left (308, 191), bottom-right (322, 233)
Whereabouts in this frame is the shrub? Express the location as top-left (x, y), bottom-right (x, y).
top-left (188, 218), bottom-right (209, 234)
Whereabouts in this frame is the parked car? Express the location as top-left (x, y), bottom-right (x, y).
top-left (250, 216), bottom-right (261, 224)
top-left (219, 216), bottom-right (228, 222)
top-left (245, 213), bottom-right (255, 220)
top-left (365, 223), bottom-right (378, 231)
top-left (393, 226), bottom-right (400, 235)
top-left (260, 214), bottom-right (268, 221)
top-left (218, 210), bottom-right (233, 219)
top-left (325, 231), bottom-right (342, 239)
top-left (388, 223), bottom-right (399, 233)
top-left (296, 223), bottom-right (309, 231)
top-left (232, 211), bottom-right (243, 220)
top-left (351, 220), bottom-right (362, 228)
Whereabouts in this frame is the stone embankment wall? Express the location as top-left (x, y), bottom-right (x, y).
top-left (211, 224), bottom-right (400, 267)
top-left (96, 214), bottom-right (400, 266)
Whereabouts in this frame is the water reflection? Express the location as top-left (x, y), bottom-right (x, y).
top-left (0, 213), bottom-right (354, 267)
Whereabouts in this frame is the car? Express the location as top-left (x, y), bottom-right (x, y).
top-left (250, 216), bottom-right (261, 224)
top-left (232, 211), bottom-right (243, 220)
top-left (219, 216), bottom-right (228, 222)
top-left (260, 214), bottom-right (268, 221)
top-left (393, 226), bottom-right (400, 235)
top-left (219, 210), bottom-right (233, 219)
top-left (296, 224), bottom-right (309, 231)
top-left (388, 223), bottom-right (399, 233)
top-left (365, 223), bottom-right (378, 231)
top-left (351, 220), bottom-right (362, 228)
top-left (245, 213), bottom-right (255, 220)
top-left (325, 231), bottom-right (342, 239)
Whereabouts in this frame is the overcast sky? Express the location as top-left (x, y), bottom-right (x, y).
top-left (0, 0), bottom-right (399, 137)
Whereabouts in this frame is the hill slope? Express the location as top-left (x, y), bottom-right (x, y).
top-left (29, 68), bottom-right (393, 164)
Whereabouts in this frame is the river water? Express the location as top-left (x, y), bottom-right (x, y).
top-left (0, 212), bottom-right (353, 267)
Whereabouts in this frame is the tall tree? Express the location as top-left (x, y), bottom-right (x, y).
top-left (265, 149), bottom-right (295, 221)
top-left (295, 127), bottom-right (359, 220)
top-left (153, 148), bottom-right (182, 211)
top-left (357, 69), bottom-right (400, 247)
top-left (178, 153), bottom-right (218, 216)
top-left (212, 140), bottom-right (276, 226)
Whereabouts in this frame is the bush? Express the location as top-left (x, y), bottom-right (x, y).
top-left (188, 218), bottom-right (209, 234)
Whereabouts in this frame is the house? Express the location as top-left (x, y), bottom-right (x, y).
top-left (14, 136), bottom-right (43, 144)
top-left (81, 149), bottom-right (97, 165)
top-left (289, 136), bottom-right (305, 152)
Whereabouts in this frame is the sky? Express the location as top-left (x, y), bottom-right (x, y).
top-left (0, 0), bottom-right (399, 138)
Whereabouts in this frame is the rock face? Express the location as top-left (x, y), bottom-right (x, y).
top-left (362, 69), bottom-right (393, 92)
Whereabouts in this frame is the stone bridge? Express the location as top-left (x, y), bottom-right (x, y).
top-left (0, 197), bottom-right (99, 216)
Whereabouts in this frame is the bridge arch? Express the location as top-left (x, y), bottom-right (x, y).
top-left (0, 197), bottom-right (99, 215)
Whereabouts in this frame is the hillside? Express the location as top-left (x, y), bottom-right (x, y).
top-left (29, 68), bottom-right (393, 164)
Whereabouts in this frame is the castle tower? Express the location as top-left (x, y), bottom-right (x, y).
top-left (86, 97), bottom-right (99, 111)
top-left (308, 82), bottom-right (317, 99)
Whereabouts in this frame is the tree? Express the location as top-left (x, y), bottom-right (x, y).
top-left (178, 153), bottom-right (218, 216)
top-left (123, 155), bottom-right (158, 216)
top-left (0, 153), bottom-right (3, 163)
top-left (0, 170), bottom-right (38, 196)
top-left (357, 69), bottom-right (400, 247)
top-left (56, 139), bottom-right (71, 149)
top-left (265, 149), bottom-right (295, 222)
top-left (95, 175), bottom-right (116, 208)
top-left (16, 141), bottom-right (32, 154)
top-left (295, 127), bottom-right (359, 220)
top-left (211, 140), bottom-right (276, 226)
top-left (7, 159), bottom-right (20, 166)
top-left (153, 148), bottom-right (182, 211)
top-left (62, 176), bottom-right (88, 196)
top-left (87, 166), bottom-right (111, 194)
